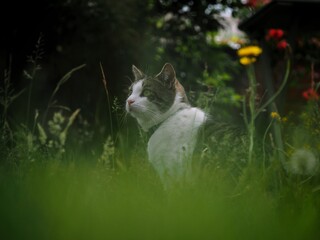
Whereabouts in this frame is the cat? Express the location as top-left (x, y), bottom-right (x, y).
top-left (126, 63), bottom-right (208, 187)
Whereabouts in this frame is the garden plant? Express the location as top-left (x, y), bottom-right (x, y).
top-left (0, 1), bottom-right (320, 239)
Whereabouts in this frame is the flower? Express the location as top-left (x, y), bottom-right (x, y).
top-left (245, 0), bottom-right (271, 8)
top-left (213, 13), bottom-right (248, 49)
top-left (302, 88), bottom-right (319, 101)
top-left (265, 28), bottom-right (289, 51)
top-left (277, 40), bottom-right (288, 50)
top-left (239, 57), bottom-right (256, 65)
top-left (266, 29), bottom-right (284, 40)
top-left (281, 117), bottom-right (288, 123)
top-left (287, 149), bottom-right (319, 175)
top-left (237, 46), bottom-right (263, 57)
top-left (270, 111), bottom-right (281, 120)
top-left (237, 45), bottom-right (262, 65)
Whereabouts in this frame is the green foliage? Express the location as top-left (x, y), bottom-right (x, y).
top-left (149, 1), bottom-right (246, 122)
top-left (195, 68), bottom-right (242, 116)
top-left (39, 109), bottom-right (81, 157)
top-left (1, 2), bottom-right (320, 238)
top-left (24, 33), bottom-right (44, 126)
top-left (98, 135), bottom-right (115, 170)
top-left (2, 57), bottom-right (319, 238)
top-left (0, 39), bottom-right (85, 163)
top-left (283, 98), bottom-right (320, 164)
top-left (0, 147), bottom-right (319, 240)
top-left (0, 63), bottom-right (25, 145)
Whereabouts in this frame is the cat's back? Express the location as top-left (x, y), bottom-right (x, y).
top-left (148, 107), bottom-right (206, 163)
top-left (163, 107), bottom-right (206, 132)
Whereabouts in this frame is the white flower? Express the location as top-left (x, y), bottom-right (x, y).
top-left (288, 149), bottom-right (319, 175)
top-left (212, 11), bottom-right (247, 49)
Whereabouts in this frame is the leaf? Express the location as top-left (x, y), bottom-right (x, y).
top-left (63, 108), bottom-right (81, 134)
top-left (10, 88), bottom-right (26, 103)
top-left (50, 64), bottom-right (86, 101)
top-left (23, 70), bottom-right (33, 80)
top-left (37, 123), bottom-right (47, 145)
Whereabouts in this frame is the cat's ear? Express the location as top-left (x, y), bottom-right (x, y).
top-left (132, 65), bottom-right (144, 80)
top-left (156, 63), bottom-right (176, 88)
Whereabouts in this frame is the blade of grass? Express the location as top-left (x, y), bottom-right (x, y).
top-left (43, 64), bottom-right (86, 124)
top-left (99, 62), bottom-right (114, 139)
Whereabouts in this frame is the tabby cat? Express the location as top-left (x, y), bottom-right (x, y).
top-left (126, 63), bottom-right (208, 186)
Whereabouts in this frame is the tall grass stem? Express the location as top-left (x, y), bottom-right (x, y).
top-left (254, 58), bottom-right (291, 120)
top-left (42, 64), bottom-right (86, 124)
top-left (247, 64), bottom-right (256, 165)
top-left (99, 62), bottom-right (114, 139)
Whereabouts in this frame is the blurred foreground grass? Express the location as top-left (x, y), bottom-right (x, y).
top-left (0, 155), bottom-right (319, 240)
top-left (1, 31), bottom-right (320, 239)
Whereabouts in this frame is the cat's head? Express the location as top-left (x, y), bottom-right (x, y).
top-left (126, 63), bottom-right (189, 131)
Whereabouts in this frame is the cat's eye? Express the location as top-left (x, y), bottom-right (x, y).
top-left (142, 89), bottom-right (155, 100)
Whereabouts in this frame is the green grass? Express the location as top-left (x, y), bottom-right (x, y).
top-left (0, 151), bottom-right (319, 240)
top-left (1, 57), bottom-right (319, 240)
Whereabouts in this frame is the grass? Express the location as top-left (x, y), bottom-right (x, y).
top-left (1, 81), bottom-right (319, 240)
top-left (1, 41), bottom-right (319, 240)
top-left (0, 148), bottom-right (319, 240)
top-left (1, 83), bottom-right (320, 240)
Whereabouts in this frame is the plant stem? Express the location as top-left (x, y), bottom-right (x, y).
top-left (254, 58), bottom-right (291, 120)
top-left (99, 62), bottom-right (114, 139)
top-left (42, 64), bottom-right (86, 124)
top-left (26, 64), bottom-right (37, 127)
top-left (247, 64), bottom-right (256, 165)
top-left (242, 95), bottom-right (248, 128)
top-left (262, 119), bottom-right (274, 172)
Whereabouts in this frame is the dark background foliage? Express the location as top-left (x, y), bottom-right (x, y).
top-left (0, 0), bottom-right (247, 137)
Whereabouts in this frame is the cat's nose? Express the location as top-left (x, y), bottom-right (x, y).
top-left (127, 99), bottom-right (135, 106)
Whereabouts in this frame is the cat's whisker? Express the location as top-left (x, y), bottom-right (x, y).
top-left (117, 111), bottom-right (128, 129)
top-left (129, 103), bottom-right (160, 116)
top-left (125, 76), bottom-right (134, 84)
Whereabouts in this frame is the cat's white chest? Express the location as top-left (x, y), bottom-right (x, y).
top-left (147, 107), bottom-right (206, 180)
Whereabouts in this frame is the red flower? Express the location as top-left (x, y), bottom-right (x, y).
top-left (266, 29), bottom-right (284, 40)
top-left (302, 88), bottom-right (319, 101)
top-left (277, 40), bottom-right (288, 49)
top-left (246, 0), bottom-right (257, 6)
top-left (246, 0), bottom-right (271, 7)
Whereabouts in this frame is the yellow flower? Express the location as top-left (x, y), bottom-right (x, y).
top-left (270, 111), bottom-right (281, 120)
top-left (282, 116), bottom-right (288, 123)
top-left (239, 57), bottom-right (256, 65)
top-left (237, 46), bottom-right (263, 57)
